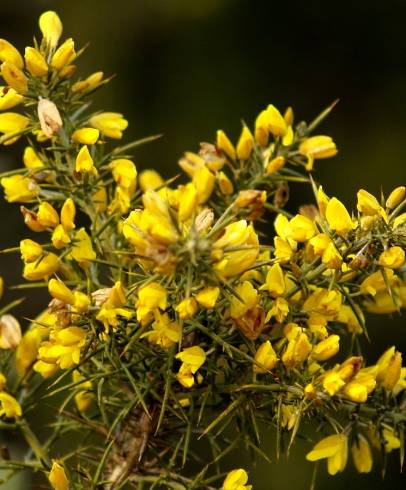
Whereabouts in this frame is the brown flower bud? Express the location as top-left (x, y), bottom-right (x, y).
top-left (195, 208), bottom-right (214, 234)
top-left (0, 314), bottom-right (22, 349)
top-left (273, 183), bottom-right (290, 209)
top-left (37, 97), bottom-right (63, 137)
top-left (91, 288), bottom-right (112, 307)
top-left (236, 190), bottom-right (266, 220)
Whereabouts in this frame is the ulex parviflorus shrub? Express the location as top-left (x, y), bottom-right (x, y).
top-left (0, 10), bottom-right (405, 490)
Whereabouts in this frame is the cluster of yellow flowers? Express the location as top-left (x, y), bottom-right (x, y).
top-left (0, 10), bottom-right (405, 490)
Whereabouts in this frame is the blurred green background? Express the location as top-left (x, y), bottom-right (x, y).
top-left (1, 0), bottom-right (406, 488)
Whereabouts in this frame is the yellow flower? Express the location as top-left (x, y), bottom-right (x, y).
top-left (52, 224), bottom-right (71, 249)
top-left (282, 328), bottom-right (312, 368)
top-left (236, 126), bottom-right (254, 160)
top-left (193, 166), bottom-right (215, 204)
top-left (288, 214), bottom-right (317, 242)
top-left (0, 39), bottom-right (24, 69)
top-left (20, 239), bottom-right (43, 263)
top-left (75, 145), bottom-right (97, 175)
top-left (23, 146), bottom-right (44, 169)
top-left (378, 246), bottom-right (405, 269)
top-left (351, 435), bottom-right (373, 473)
top-left (360, 269), bottom-right (396, 296)
top-left (89, 112), bottom-right (128, 139)
top-left (326, 197), bottom-right (355, 236)
top-left (69, 228), bottom-right (96, 264)
top-left (266, 297), bottom-right (289, 323)
top-left (0, 392), bottom-right (22, 418)
top-left (24, 47), bottom-right (48, 77)
top-left (139, 169), bottom-right (164, 191)
top-left (48, 278), bottom-right (75, 305)
top-left (311, 335), bottom-right (340, 361)
top-left (253, 340), bottom-right (278, 373)
top-left (0, 314), bottom-right (21, 349)
top-left (265, 104), bottom-right (287, 136)
top-left (212, 220), bottom-right (259, 278)
top-left (303, 287), bottom-right (342, 319)
top-left (72, 371), bottom-right (93, 413)
top-left (357, 189), bottom-right (384, 216)
top-left (61, 198), bottom-right (76, 232)
top-left (71, 71), bottom-right (104, 92)
top-left (306, 434), bottom-right (348, 475)
top-left (262, 263), bottom-right (285, 297)
top-left (386, 186), bottom-right (405, 209)
top-left (176, 346), bottom-right (206, 372)
top-left (0, 61), bottom-right (28, 94)
top-left (72, 127), bottom-right (99, 145)
top-left (51, 38), bottom-right (76, 71)
top-left (230, 281), bottom-right (258, 318)
top-left (0, 112), bottom-right (29, 145)
top-left (39, 11), bottom-right (63, 49)
top-left (0, 86), bottom-right (23, 110)
top-left (299, 135), bottom-right (337, 171)
top-left (48, 460), bottom-right (69, 490)
top-left (255, 109), bottom-right (270, 146)
top-left (266, 155), bottom-right (285, 174)
top-left (216, 129), bottom-right (236, 160)
top-left (377, 346), bottom-right (402, 390)
top-left (136, 282), bottom-right (167, 324)
top-left (111, 159), bottom-right (137, 192)
top-left (323, 371), bottom-right (346, 396)
top-left (141, 312), bottom-right (181, 349)
top-left (37, 201), bottom-right (59, 228)
top-left (195, 286), bottom-right (220, 309)
top-left (23, 252), bottom-right (59, 281)
top-left (222, 468), bottom-right (252, 490)
top-left (176, 297), bottom-right (199, 320)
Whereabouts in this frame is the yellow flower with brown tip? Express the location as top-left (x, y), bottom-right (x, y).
top-left (24, 47), bottom-right (48, 77)
top-left (1, 61), bottom-right (27, 94)
top-left (72, 71), bottom-right (104, 92)
top-left (89, 112), bottom-right (128, 139)
top-left (306, 434), bottom-right (348, 475)
top-left (0, 87), bottom-right (23, 111)
top-left (299, 135), bottom-right (337, 171)
top-left (39, 11), bottom-right (63, 49)
top-left (48, 460), bottom-right (69, 490)
top-left (216, 129), bottom-right (236, 160)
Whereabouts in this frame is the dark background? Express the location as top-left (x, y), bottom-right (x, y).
top-left (0, 0), bottom-right (405, 488)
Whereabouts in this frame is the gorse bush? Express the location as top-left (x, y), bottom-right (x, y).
top-left (0, 10), bottom-right (405, 490)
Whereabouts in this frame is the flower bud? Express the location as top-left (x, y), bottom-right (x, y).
top-left (266, 155), bottom-right (285, 174)
top-left (39, 11), bottom-right (63, 49)
top-left (0, 86), bottom-right (24, 111)
top-left (24, 47), bottom-right (48, 77)
top-left (89, 112), bottom-right (128, 139)
top-left (377, 347), bottom-right (402, 390)
top-left (216, 129), bottom-right (236, 160)
top-left (139, 169), bottom-right (164, 191)
top-left (71, 127), bottom-right (99, 145)
top-left (253, 340), bottom-right (278, 373)
top-left (386, 186), bottom-right (405, 209)
top-left (195, 208), bottom-right (214, 235)
top-left (72, 71), bottom-right (104, 92)
top-left (0, 39), bottom-right (24, 68)
top-left (0, 314), bottom-right (22, 349)
top-left (38, 98), bottom-right (63, 138)
top-left (51, 38), bottom-right (76, 71)
top-left (60, 198), bottom-right (76, 232)
top-left (218, 171), bottom-right (234, 195)
top-left (325, 197), bottom-right (355, 237)
top-left (352, 436), bottom-right (373, 473)
top-left (195, 286), bottom-right (220, 309)
top-left (23, 146), bottom-right (44, 169)
top-left (20, 239), bottom-right (43, 263)
top-left (0, 61), bottom-right (28, 94)
top-left (299, 135), bottom-right (337, 171)
top-left (236, 126), bottom-right (254, 160)
top-left (378, 246), bottom-right (405, 269)
top-left (311, 334), bottom-right (340, 361)
top-left (48, 460), bottom-right (69, 490)
top-left (48, 278), bottom-right (75, 305)
top-left (37, 201), bottom-right (59, 228)
top-left (75, 145), bottom-right (97, 175)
